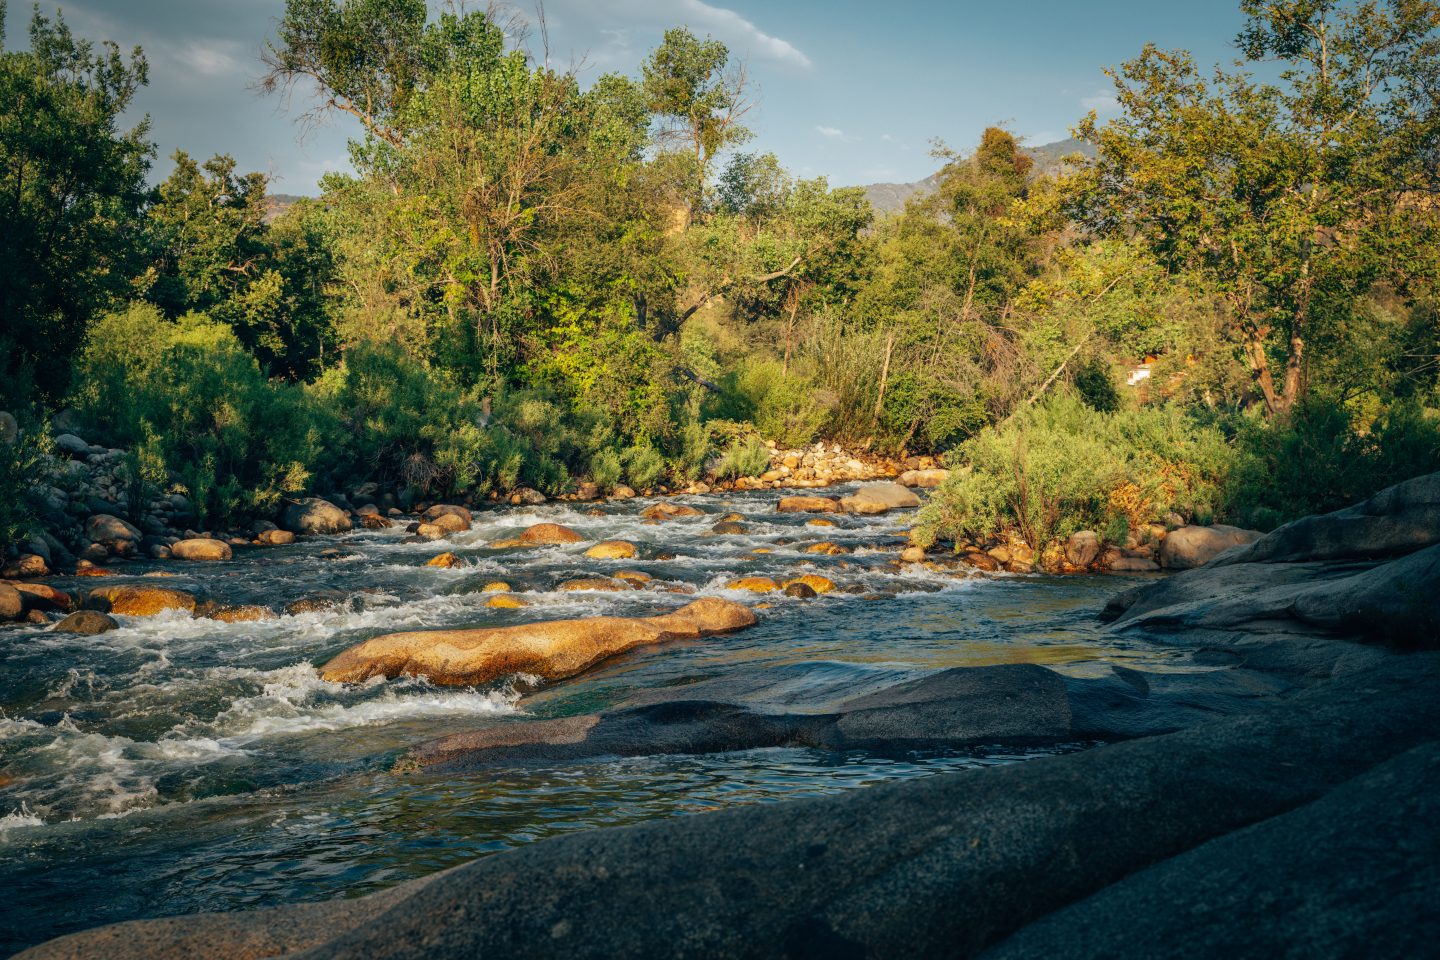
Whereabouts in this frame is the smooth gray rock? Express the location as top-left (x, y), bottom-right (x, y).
top-left (22, 654), bottom-right (1438, 960)
top-left (984, 743), bottom-right (1440, 960)
top-left (1214, 470), bottom-right (1440, 566)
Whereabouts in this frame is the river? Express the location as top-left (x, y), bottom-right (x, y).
top-left (0, 486), bottom-right (1182, 954)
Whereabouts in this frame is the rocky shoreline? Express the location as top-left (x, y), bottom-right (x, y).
top-left (14, 473), bottom-right (1439, 959)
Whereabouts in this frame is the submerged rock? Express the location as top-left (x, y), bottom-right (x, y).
top-left (726, 576), bottom-right (780, 593)
top-left (319, 597), bottom-right (757, 687)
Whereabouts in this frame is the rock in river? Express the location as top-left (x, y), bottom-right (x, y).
top-left (838, 481), bottom-right (921, 515)
top-left (51, 610), bottom-right (118, 634)
top-left (518, 522), bottom-right (584, 545)
top-left (86, 586), bottom-right (196, 617)
top-left (777, 495), bottom-right (840, 513)
top-left (281, 497), bottom-right (353, 535)
top-left (169, 538), bottom-right (233, 562)
top-left (1158, 524), bottom-right (1262, 569)
top-left (320, 597), bottom-right (757, 687)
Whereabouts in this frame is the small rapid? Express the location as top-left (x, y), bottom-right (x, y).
top-left (0, 485), bottom-right (1179, 953)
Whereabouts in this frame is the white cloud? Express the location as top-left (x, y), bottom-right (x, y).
top-left (1080, 90), bottom-right (1119, 114)
top-left (678, 0), bottom-right (812, 67)
top-left (173, 41), bottom-right (240, 77)
top-left (817, 125), bottom-right (846, 139)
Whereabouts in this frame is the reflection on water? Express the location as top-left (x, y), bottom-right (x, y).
top-left (0, 485), bottom-right (1176, 953)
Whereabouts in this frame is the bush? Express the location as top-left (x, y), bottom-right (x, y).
top-left (589, 448), bottom-right (623, 491)
top-left (0, 420), bottom-right (52, 553)
top-left (915, 394), bottom-right (1233, 549)
top-left (621, 443), bottom-right (665, 490)
top-left (717, 360), bottom-right (831, 448)
top-left (1224, 398), bottom-right (1440, 530)
top-left (715, 436), bottom-right (772, 480)
top-left (73, 305), bottom-right (329, 525)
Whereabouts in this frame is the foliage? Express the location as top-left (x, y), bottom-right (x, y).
top-left (0, 419), bottom-right (52, 553)
top-left (71, 304), bottom-right (326, 525)
top-left (1225, 398), bottom-right (1440, 529)
top-left (915, 394), bottom-right (1234, 549)
top-left (0, 5), bottom-right (152, 404)
top-left (714, 435), bottom-right (772, 480)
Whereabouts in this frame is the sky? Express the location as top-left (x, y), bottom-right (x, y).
top-left (4, 0), bottom-right (1252, 195)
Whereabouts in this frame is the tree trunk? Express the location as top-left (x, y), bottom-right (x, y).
top-left (874, 330), bottom-right (895, 419)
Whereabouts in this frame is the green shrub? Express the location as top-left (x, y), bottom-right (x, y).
top-left (622, 443), bottom-right (665, 490)
top-left (73, 305), bottom-right (329, 525)
top-left (0, 420), bottom-right (52, 553)
top-left (589, 448), bottom-right (623, 491)
top-left (715, 436), bottom-right (772, 480)
top-left (1224, 397), bottom-right (1440, 530)
top-left (717, 360), bottom-right (831, 448)
top-left (915, 394), bottom-right (1233, 549)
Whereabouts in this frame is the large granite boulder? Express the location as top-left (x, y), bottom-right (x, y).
top-left (281, 498), bottom-right (352, 535)
top-left (1158, 524), bottom-right (1262, 569)
top-left (320, 597), bottom-right (757, 686)
top-left (169, 538), bottom-right (233, 562)
top-left (839, 482), bottom-right (921, 515)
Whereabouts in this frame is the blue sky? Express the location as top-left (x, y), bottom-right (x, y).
top-left (4, 0), bottom-right (1250, 193)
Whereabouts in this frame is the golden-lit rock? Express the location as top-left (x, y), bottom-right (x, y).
top-left (87, 586), bottom-right (196, 617)
top-left (519, 523), bottom-right (584, 545)
top-left (426, 552), bottom-right (463, 568)
top-left (585, 540), bottom-right (637, 560)
top-left (726, 576), bottom-right (781, 593)
top-left (784, 574), bottom-right (835, 594)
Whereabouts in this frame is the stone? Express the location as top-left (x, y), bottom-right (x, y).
top-left (256, 528), bottom-right (296, 546)
top-left (1159, 524), bottom-right (1263, 570)
top-left (86, 586), bottom-right (196, 617)
top-left (486, 595), bottom-right (529, 609)
top-left (640, 503), bottom-right (704, 520)
top-left (613, 570), bottom-right (652, 585)
top-left (1065, 530), bottom-right (1102, 569)
top-left (964, 551), bottom-right (1001, 572)
top-left (900, 546), bottom-right (926, 563)
top-left (424, 504), bottom-right (473, 526)
top-left (429, 512), bottom-right (470, 534)
top-left (784, 574), bottom-right (835, 594)
top-left (0, 410), bottom-right (16, 445)
top-left (557, 577), bottom-right (632, 592)
top-left (1108, 556), bottom-right (1161, 573)
top-left (84, 513), bottom-right (141, 545)
top-left (51, 610), bottom-right (118, 634)
top-left (585, 540), bottom-right (637, 560)
top-left (281, 498), bottom-right (353, 535)
top-left (481, 581), bottom-right (511, 593)
top-left (284, 594), bottom-right (350, 616)
top-left (320, 597), bottom-right (757, 686)
top-left (711, 521), bottom-right (747, 535)
top-left (202, 604), bottom-right (277, 624)
top-left (54, 433), bottom-right (90, 456)
top-left (807, 518), bottom-right (836, 527)
top-left (0, 583), bottom-right (21, 621)
top-left (574, 481), bottom-right (600, 502)
top-left (777, 495), bottom-right (840, 513)
top-left (2, 554), bottom-right (49, 578)
top-left (10, 582), bottom-right (72, 612)
top-left (169, 538), bottom-right (233, 562)
top-left (426, 553), bottom-right (463, 569)
top-left (839, 482), bottom-right (921, 515)
top-left (783, 582), bottom-right (817, 598)
top-left (519, 522), bottom-right (585, 545)
top-left (726, 577), bottom-right (780, 593)
top-left (361, 514), bottom-right (393, 530)
top-left (897, 468), bottom-right (950, 488)
top-left (610, 485), bottom-right (637, 500)
top-left (514, 488), bottom-right (548, 505)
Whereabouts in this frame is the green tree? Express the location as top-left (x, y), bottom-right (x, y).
top-left (0, 4), bottom-right (152, 403)
top-left (1073, 0), bottom-right (1440, 416)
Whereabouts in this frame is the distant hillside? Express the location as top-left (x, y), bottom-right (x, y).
top-left (263, 193), bottom-right (306, 222)
top-left (861, 138), bottom-right (1096, 214)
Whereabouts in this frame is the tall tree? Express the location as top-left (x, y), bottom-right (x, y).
top-left (1073, 0), bottom-right (1440, 416)
top-left (0, 4), bottom-right (152, 404)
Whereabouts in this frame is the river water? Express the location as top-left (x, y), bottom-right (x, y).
top-left (0, 486), bottom-right (1182, 955)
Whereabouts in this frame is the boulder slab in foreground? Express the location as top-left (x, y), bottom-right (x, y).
top-left (320, 597), bottom-right (757, 686)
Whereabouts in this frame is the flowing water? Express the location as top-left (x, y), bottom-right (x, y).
top-left (0, 486), bottom-right (1183, 955)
